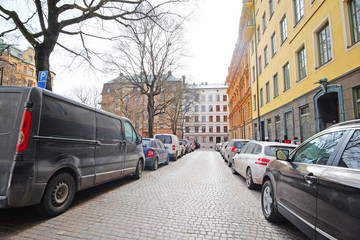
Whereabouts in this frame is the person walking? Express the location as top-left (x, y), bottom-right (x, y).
top-left (282, 135), bottom-right (291, 143)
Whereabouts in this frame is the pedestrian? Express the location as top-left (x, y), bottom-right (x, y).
top-left (282, 135), bottom-right (291, 143)
top-left (274, 138), bottom-right (280, 142)
top-left (292, 136), bottom-right (299, 145)
top-left (265, 136), bottom-right (270, 141)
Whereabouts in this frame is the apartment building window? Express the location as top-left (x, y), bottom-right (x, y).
top-left (201, 95), bottom-right (205, 101)
top-left (266, 82), bottom-right (270, 103)
top-left (202, 137), bottom-right (206, 143)
top-left (202, 116), bottom-right (206, 122)
top-left (195, 116), bottom-right (199, 122)
top-left (269, 0), bottom-right (275, 18)
top-left (201, 105), bottom-right (206, 112)
top-left (224, 126), bottom-right (228, 132)
top-left (195, 105), bottom-right (199, 112)
top-left (209, 116), bottom-right (213, 122)
top-left (185, 127), bottom-right (190, 133)
top-left (300, 105), bottom-right (311, 141)
top-left (297, 45), bottom-right (307, 81)
top-left (283, 62), bottom-right (291, 91)
top-left (209, 105), bottom-right (213, 112)
top-left (209, 95), bottom-right (213, 101)
top-left (262, 12), bottom-right (267, 32)
top-left (185, 116), bottom-right (190, 122)
top-left (260, 88), bottom-right (264, 107)
top-left (216, 105), bottom-right (220, 111)
top-left (317, 22), bottom-right (332, 66)
top-left (354, 86), bottom-right (360, 118)
top-left (294, 0), bottom-right (304, 25)
top-left (280, 15), bottom-right (288, 44)
top-left (267, 119), bottom-right (272, 140)
top-left (216, 116), bottom-right (220, 122)
top-left (264, 45), bottom-right (269, 66)
top-left (216, 95), bottom-right (220, 101)
top-left (202, 126), bottom-right (206, 133)
top-left (285, 110), bottom-right (294, 140)
top-left (349, 0), bottom-right (360, 44)
top-left (195, 127), bottom-right (199, 133)
top-left (223, 95), bottom-right (227, 101)
top-left (275, 115), bottom-right (281, 140)
top-left (209, 126), bottom-right (213, 133)
top-left (252, 66), bottom-right (256, 82)
top-left (257, 26), bottom-right (261, 43)
top-left (251, 39), bottom-right (255, 55)
top-left (11, 63), bottom-right (16, 71)
top-left (259, 55), bottom-right (262, 74)
top-left (223, 105), bottom-right (227, 112)
top-left (29, 68), bottom-right (34, 77)
top-left (273, 73), bottom-right (279, 98)
top-left (271, 32), bottom-right (277, 56)
top-left (209, 137), bottom-right (213, 143)
top-left (216, 126), bottom-right (221, 133)
top-left (253, 95), bottom-right (257, 111)
top-left (23, 66), bottom-right (27, 74)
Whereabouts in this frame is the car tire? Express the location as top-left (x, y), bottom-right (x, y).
top-left (173, 153), bottom-right (178, 161)
top-left (261, 180), bottom-right (283, 222)
top-left (151, 157), bottom-right (158, 170)
top-left (133, 159), bottom-right (143, 179)
top-left (227, 157), bottom-right (232, 167)
top-left (35, 172), bottom-right (75, 217)
top-left (231, 163), bottom-right (237, 175)
top-left (165, 156), bottom-right (169, 165)
top-left (246, 168), bottom-right (257, 190)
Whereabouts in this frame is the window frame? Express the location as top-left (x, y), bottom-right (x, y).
top-left (271, 32), bottom-right (277, 56)
top-left (283, 62), bottom-right (291, 91)
top-left (280, 15), bottom-right (288, 44)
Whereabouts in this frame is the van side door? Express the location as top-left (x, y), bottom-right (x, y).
top-left (123, 121), bottom-right (139, 175)
top-left (94, 113), bottom-right (124, 184)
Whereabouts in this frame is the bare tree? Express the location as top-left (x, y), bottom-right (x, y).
top-left (107, 10), bottom-right (187, 138)
top-left (0, 0), bottom-right (188, 91)
top-left (71, 84), bottom-right (101, 108)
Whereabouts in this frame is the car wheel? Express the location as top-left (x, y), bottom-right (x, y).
top-left (35, 172), bottom-right (75, 217)
top-left (246, 168), bottom-right (256, 190)
top-left (165, 156), bottom-right (169, 165)
top-left (227, 157), bottom-right (232, 167)
top-left (261, 180), bottom-right (283, 222)
top-left (133, 159), bottom-right (143, 179)
top-left (151, 157), bottom-right (158, 170)
top-left (173, 153), bottom-right (178, 161)
top-left (231, 162), bottom-right (237, 175)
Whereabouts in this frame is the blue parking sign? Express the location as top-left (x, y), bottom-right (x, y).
top-left (38, 71), bottom-right (48, 88)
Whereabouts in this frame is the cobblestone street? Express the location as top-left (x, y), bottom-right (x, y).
top-left (0, 149), bottom-right (308, 240)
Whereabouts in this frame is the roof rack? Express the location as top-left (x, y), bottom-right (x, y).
top-left (328, 119), bottom-right (360, 129)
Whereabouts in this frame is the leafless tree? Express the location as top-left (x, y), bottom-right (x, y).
top-left (71, 84), bottom-right (101, 108)
top-left (0, 0), bottom-right (188, 91)
top-left (107, 10), bottom-right (188, 137)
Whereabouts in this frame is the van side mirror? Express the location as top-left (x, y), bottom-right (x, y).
top-left (276, 149), bottom-right (289, 161)
top-left (136, 134), bottom-right (142, 145)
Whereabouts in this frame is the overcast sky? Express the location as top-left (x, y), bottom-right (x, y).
top-left (49, 1), bottom-right (243, 96)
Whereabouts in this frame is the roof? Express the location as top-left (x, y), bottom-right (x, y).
top-left (106, 72), bottom-right (181, 85)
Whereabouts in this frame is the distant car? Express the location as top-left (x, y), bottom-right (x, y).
top-left (224, 139), bottom-right (249, 167)
top-left (154, 134), bottom-right (181, 161)
top-left (215, 143), bottom-right (221, 151)
top-left (261, 119), bottom-right (360, 240)
top-left (142, 138), bottom-right (169, 170)
top-left (180, 139), bottom-right (191, 154)
top-left (232, 141), bottom-right (297, 189)
top-left (220, 142), bottom-right (228, 159)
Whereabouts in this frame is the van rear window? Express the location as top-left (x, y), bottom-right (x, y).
top-left (155, 135), bottom-right (172, 144)
top-left (0, 93), bottom-right (21, 133)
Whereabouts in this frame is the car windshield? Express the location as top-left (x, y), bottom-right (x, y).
top-left (142, 139), bottom-right (151, 147)
top-left (234, 141), bottom-right (248, 149)
top-left (265, 146), bottom-right (296, 157)
top-left (155, 135), bottom-right (172, 144)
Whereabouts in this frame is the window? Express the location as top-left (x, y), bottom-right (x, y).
top-left (209, 116), bottom-right (213, 122)
top-left (195, 127), bottom-right (199, 133)
top-left (284, 111), bottom-right (293, 140)
top-left (209, 126), bottom-right (213, 133)
top-left (283, 62), bottom-right (291, 91)
top-left (264, 46), bottom-right (269, 67)
top-left (293, 131), bottom-right (344, 165)
top-left (216, 126), bottom-right (221, 133)
top-left (354, 86), bottom-right (360, 118)
top-left (201, 105), bottom-right (206, 112)
top-left (216, 116), bottom-right (220, 122)
top-left (202, 137), bottom-right (206, 143)
top-left (202, 116), bottom-right (206, 122)
top-left (185, 127), bottom-right (190, 133)
top-left (271, 32), bottom-right (277, 56)
top-left (340, 130), bottom-right (360, 169)
top-left (275, 115), bottom-right (281, 140)
top-left (300, 105), bottom-right (311, 141)
top-left (202, 126), bottom-right (206, 133)
top-left (317, 22), bottom-right (332, 66)
top-left (201, 95), bottom-right (205, 101)
top-left (251, 39), bottom-right (255, 55)
top-left (209, 95), bottom-right (213, 102)
top-left (262, 12), bottom-right (267, 32)
top-left (266, 82), bottom-right (270, 103)
top-left (224, 126), bottom-right (228, 132)
top-left (216, 105), bottom-right (220, 112)
top-left (216, 95), bottom-right (220, 101)
top-left (297, 46), bottom-right (307, 81)
top-left (223, 95), bottom-right (227, 101)
top-left (273, 73), bottom-right (279, 97)
top-left (257, 26), bottom-right (261, 43)
top-left (348, 0), bottom-right (360, 44)
top-left (294, 0), bottom-right (304, 24)
top-left (195, 116), bottom-right (199, 122)
top-left (253, 95), bottom-right (257, 111)
top-left (223, 105), bottom-right (227, 112)
top-left (267, 119), bottom-right (272, 141)
top-left (209, 137), bottom-right (214, 143)
top-left (185, 116), bottom-right (190, 123)
top-left (260, 88), bottom-right (264, 107)
top-left (195, 105), bottom-right (199, 112)
top-left (29, 68), bottom-right (34, 77)
top-left (124, 122), bottom-right (136, 143)
top-left (11, 63), bottom-right (16, 71)
top-left (224, 116), bottom-right (228, 122)
top-left (280, 15), bottom-right (288, 44)
top-left (209, 105), bottom-right (213, 112)
top-left (23, 66), bottom-right (27, 74)
top-left (269, 0), bottom-right (275, 17)
top-left (252, 66), bottom-right (256, 82)
top-left (259, 55), bottom-right (262, 74)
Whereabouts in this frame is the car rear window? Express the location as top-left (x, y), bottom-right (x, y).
top-left (265, 146), bottom-right (296, 157)
top-left (0, 93), bottom-right (22, 133)
top-left (234, 141), bottom-right (248, 149)
top-left (155, 135), bottom-right (172, 144)
top-left (142, 139), bottom-right (151, 147)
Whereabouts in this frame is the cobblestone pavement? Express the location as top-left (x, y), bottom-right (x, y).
top-left (0, 149), bottom-right (308, 240)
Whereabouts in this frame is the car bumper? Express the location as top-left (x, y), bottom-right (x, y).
top-left (145, 157), bottom-right (155, 167)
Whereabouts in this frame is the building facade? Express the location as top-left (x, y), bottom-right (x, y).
top-left (248, 0), bottom-right (360, 142)
top-left (183, 83), bottom-right (229, 148)
top-left (227, 1), bottom-right (253, 140)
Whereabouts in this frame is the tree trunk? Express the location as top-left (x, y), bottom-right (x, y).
top-left (147, 94), bottom-right (155, 138)
top-left (35, 45), bottom-right (52, 91)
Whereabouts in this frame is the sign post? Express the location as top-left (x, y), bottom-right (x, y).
top-left (38, 71), bottom-right (48, 89)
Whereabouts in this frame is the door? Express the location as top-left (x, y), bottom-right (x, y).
top-left (235, 143), bottom-right (254, 177)
top-left (275, 130), bottom-right (345, 239)
top-left (94, 113), bottom-right (124, 184)
top-left (123, 121), bottom-right (139, 175)
top-left (156, 140), bottom-right (167, 164)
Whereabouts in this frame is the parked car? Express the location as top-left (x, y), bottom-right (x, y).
top-left (215, 143), bottom-right (221, 151)
top-left (261, 120), bottom-right (360, 240)
top-left (142, 138), bottom-right (169, 170)
top-left (180, 139), bottom-right (191, 154)
top-left (0, 87), bottom-right (144, 217)
top-left (220, 141), bottom-right (228, 159)
top-left (154, 134), bottom-right (181, 161)
top-left (224, 139), bottom-right (249, 166)
top-left (232, 141), bottom-right (297, 189)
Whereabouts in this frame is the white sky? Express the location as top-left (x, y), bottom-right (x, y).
top-left (49, 1), bottom-right (243, 96)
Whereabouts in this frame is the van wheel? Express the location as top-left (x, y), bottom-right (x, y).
top-left (133, 159), bottom-right (143, 179)
top-left (35, 172), bottom-right (75, 217)
top-left (151, 157), bottom-right (158, 170)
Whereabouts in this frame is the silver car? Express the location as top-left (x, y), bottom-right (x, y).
top-left (231, 141), bottom-right (297, 189)
top-left (224, 139), bottom-right (249, 167)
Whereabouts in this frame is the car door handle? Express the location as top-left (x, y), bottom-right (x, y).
top-left (304, 174), bottom-right (317, 184)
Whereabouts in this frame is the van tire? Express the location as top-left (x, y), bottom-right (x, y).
top-left (133, 159), bottom-right (143, 179)
top-left (35, 172), bottom-right (75, 217)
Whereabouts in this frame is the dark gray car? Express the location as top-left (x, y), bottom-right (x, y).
top-left (0, 87), bottom-right (144, 217)
top-left (261, 120), bottom-right (360, 240)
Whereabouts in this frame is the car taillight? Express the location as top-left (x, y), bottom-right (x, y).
top-left (16, 110), bottom-right (32, 152)
top-left (147, 149), bottom-right (154, 158)
top-left (231, 146), bottom-right (235, 152)
top-left (255, 158), bottom-right (271, 166)
top-left (172, 145), bottom-right (175, 150)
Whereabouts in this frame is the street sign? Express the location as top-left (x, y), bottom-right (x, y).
top-left (38, 71), bottom-right (48, 89)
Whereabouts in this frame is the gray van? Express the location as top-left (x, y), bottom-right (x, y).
top-left (0, 87), bottom-right (144, 217)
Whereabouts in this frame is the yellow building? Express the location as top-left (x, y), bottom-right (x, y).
top-left (227, 1), bottom-right (253, 140)
top-left (249, 0), bottom-right (360, 142)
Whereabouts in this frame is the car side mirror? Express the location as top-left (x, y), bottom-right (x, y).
top-left (136, 134), bottom-right (142, 145)
top-left (235, 149), bottom-right (241, 153)
top-left (276, 149), bottom-right (289, 161)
